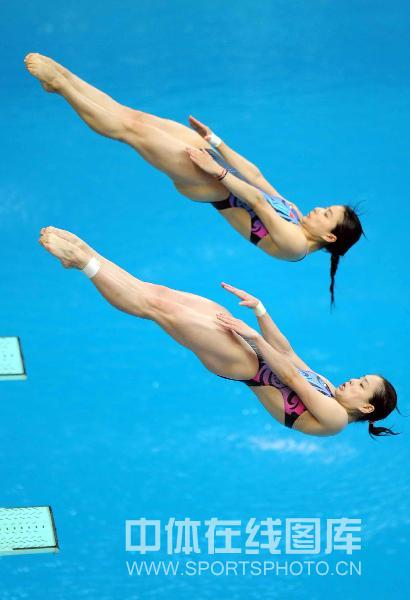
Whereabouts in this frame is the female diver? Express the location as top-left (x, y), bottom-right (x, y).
top-left (39, 226), bottom-right (398, 439)
top-left (25, 53), bottom-right (363, 304)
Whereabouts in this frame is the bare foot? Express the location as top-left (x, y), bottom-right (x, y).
top-left (39, 229), bottom-right (89, 269)
top-left (24, 53), bottom-right (64, 92)
top-left (40, 226), bottom-right (101, 259)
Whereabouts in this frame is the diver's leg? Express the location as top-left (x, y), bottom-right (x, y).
top-left (42, 226), bottom-right (235, 315)
top-left (25, 54), bottom-right (226, 200)
top-left (26, 53), bottom-right (209, 147)
top-left (39, 229), bottom-right (257, 379)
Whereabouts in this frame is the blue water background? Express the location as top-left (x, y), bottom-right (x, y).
top-left (1, 1), bottom-right (409, 598)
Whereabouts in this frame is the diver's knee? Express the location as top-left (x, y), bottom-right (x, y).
top-left (145, 290), bottom-right (172, 318)
top-left (121, 110), bottom-right (146, 134)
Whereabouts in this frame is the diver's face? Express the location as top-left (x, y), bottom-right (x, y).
top-left (334, 375), bottom-right (383, 414)
top-left (301, 205), bottom-right (345, 242)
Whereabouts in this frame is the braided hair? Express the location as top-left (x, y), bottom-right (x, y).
top-left (325, 206), bottom-right (363, 306)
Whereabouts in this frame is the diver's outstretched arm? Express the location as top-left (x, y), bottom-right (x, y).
top-left (221, 282), bottom-right (311, 370)
top-left (186, 147), bottom-right (268, 205)
top-left (188, 116), bottom-right (282, 196)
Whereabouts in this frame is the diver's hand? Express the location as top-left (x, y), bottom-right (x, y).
top-left (216, 313), bottom-right (260, 340)
top-left (186, 147), bottom-right (223, 177)
top-left (221, 282), bottom-right (260, 309)
top-left (188, 115), bottom-right (212, 141)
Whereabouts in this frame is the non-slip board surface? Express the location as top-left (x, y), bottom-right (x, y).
top-left (0, 506), bottom-right (59, 556)
top-left (0, 337), bottom-right (26, 380)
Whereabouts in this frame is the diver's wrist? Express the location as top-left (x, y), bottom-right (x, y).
top-left (253, 301), bottom-right (267, 317)
top-left (208, 132), bottom-right (222, 148)
top-left (215, 167), bottom-right (228, 181)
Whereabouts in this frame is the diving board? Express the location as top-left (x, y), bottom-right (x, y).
top-left (0, 337), bottom-right (26, 381)
top-left (0, 506), bottom-right (59, 556)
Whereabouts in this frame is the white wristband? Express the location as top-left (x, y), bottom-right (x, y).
top-left (253, 301), bottom-right (266, 317)
top-left (208, 132), bottom-right (222, 148)
top-left (82, 257), bottom-right (101, 279)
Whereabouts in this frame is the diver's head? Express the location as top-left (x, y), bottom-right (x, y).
top-left (301, 205), bottom-right (364, 305)
top-left (335, 375), bottom-right (400, 438)
top-left (301, 204), bottom-right (345, 241)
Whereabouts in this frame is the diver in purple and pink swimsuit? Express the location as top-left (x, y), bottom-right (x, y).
top-left (207, 149), bottom-right (304, 252)
top-left (219, 338), bottom-right (334, 429)
top-left (242, 353), bottom-right (334, 429)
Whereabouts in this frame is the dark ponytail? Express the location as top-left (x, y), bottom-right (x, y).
top-left (325, 206), bottom-right (364, 306)
top-left (368, 422), bottom-right (400, 438)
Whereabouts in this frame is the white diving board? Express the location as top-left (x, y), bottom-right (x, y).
top-left (0, 506), bottom-right (59, 556)
top-left (0, 337), bottom-right (26, 381)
